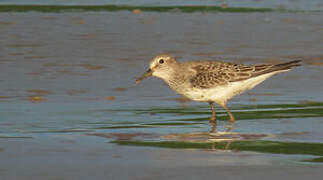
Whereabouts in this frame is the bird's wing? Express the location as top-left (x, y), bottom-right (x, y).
top-left (189, 60), bottom-right (300, 89)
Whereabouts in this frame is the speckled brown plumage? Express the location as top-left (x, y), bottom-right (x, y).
top-left (188, 61), bottom-right (295, 89)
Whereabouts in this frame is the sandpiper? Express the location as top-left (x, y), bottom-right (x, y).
top-left (136, 54), bottom-right (301, 130)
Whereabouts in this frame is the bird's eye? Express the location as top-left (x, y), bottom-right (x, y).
top-left (159, 59), bottom-right (164, 64)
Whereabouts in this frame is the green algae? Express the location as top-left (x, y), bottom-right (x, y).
top-left (112, 140), bottom-right (323, 163)
top-left (98, 102), bottom-right (323, 128)
top-left (303, 157), bottom-right (323, 163)
top-left (95, 125), bottom-right (155, 129)
top-left (133, 101), bottom-right (323, 112)
top-left (246, 102), bottom-right (323, 110)
top-left (93, 122), bottom-right (202, 129)
top-left (227, 107), bottom-right (323, 120)
top-left (131, 103), bottom-right (323, 121)
top-left (0, 5), bottom-right (273, 13)
top-left (112, 140), bottom-right (214, 149)
top-left (77, 102), bottom-right (323, 130)
top-left (99, 102), bottom-right (323, 115)
top-left (145, 122), bottom-right (202, 126)
top-left (112, 140), bottom-right (323, 156)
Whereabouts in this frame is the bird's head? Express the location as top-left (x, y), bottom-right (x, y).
top-left (136, 54), bottom-right (178, 84)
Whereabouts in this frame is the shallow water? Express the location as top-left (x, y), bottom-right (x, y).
top-left (0, 11), bottom-right (323, 179)
top-left (1, 11), bottom-right (323, 141)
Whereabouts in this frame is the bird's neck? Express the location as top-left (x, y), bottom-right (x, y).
top-left (163, 66), bottom-right (189, 92)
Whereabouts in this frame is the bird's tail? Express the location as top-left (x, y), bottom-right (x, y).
top-left (252, 60), bottom-right (301, 78)
top-left (273, 60), bottom-right (302, 71)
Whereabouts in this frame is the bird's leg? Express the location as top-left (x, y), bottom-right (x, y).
top-left (209, 102), bottom-right (216, 122)
top-left (223, 104), bottom-right (235, 122)
top-left (208, 102), bottom-right (217, 132)
top-left (222, 103), bottom-right (235, 132)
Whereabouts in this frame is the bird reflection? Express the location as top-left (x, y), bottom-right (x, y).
top-left (209, 121), bottom-right (235, 133)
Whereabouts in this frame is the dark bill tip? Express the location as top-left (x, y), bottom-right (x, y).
top-left (135, 69), bottom-right (152, 85)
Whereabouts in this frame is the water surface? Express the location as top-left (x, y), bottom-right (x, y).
top-left (0, 10), bottom-right (323, 179)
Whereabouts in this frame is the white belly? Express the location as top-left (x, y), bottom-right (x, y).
top-left (182, 71), bottom-right (286, 105)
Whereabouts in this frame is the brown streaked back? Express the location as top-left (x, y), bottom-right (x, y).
top-left (189, 60), bottom-right (301, 89)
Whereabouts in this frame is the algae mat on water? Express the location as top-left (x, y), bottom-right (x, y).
top-left (112, 140), bottom-right (323, 162)
top-left (94, 102), bottom-right (323, 129)
top-left (0, 5), bottom-right (273, 13)
top-left (129, 102), bottom-right (323, 121)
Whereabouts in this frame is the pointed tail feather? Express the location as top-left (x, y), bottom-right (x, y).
top-left (251, 60), bottom-right (301, 78)
top-left (273, 60), bottom-right (302, 70)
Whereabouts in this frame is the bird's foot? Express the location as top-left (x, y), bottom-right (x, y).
top-left (209, 119), bottom-right (216, 123)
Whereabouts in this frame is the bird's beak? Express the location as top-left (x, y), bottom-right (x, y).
top-left (135, 69), bottom-right (153, 85)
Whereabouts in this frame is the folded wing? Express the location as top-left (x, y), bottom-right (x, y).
top-left (190, 60), bottom-right (301, 89)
